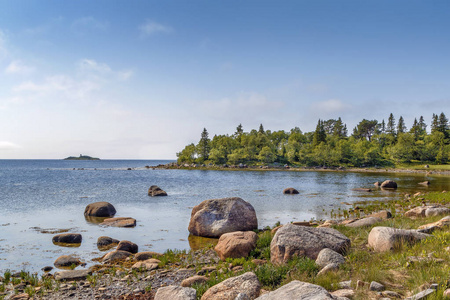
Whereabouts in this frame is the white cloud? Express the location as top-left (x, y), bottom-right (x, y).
top-left (78, 58), bottom-right (133, 80)
top-left (5, 60), bottom-right (35, 75)
top-left (139, 20), bottom-right (173, 37)
top-left (310, 99), bottom-right (351, 114)
top-left (0, 141), bottom-right (21, 150)
top-left (71, 17), bottom-right (109, 34)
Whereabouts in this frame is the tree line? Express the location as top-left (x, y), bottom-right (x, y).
top-left (176, 113), bottom-right (450, 167)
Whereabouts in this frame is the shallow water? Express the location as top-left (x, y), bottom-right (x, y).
top-left (0, 160), bottom-right (448, 273)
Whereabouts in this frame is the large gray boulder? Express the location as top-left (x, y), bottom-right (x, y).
top-left (84, 202), bottom-right (116, 217)
top-left (256, 280), bottom-right (339, 299)
top-left (270, 224), bottom-right (350, 264)
top-left (201, 272), bottom-right (261, 300)
top-left (368, 226), bottom-right (431, 252)
top-left (155, 286), bottom-right (196, 300)
top-left (188, 197), bottom-right (258, 238)
top-left (315, 248), bottom-right (346, 268)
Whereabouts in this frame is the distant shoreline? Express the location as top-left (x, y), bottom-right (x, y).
top-left (64, 155), bottom-right (100, 160)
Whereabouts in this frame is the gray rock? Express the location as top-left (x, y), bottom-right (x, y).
top-left (154, 285), bottom-right (196, 300)
top-left (316, 248), bottom-right (345, 268)
top-left (331, 289), bottom-right (355, 298)
top-left (201, 272), bottom-right (261, 300)
top-left (97, 236), bottom-right (120, 249)
top-left (382, 290), bottom-right (402, 298)
top-left (425, 206), bottom-right (450, 217)
top-left (380, 180), bottom-right (397, 189)
top-left (283, 188), bottom-right (299, 194)
top-left (345, 217), bottom-right (381, 228)
top-left (317, 263), bottom-right (340, 276)
top-left (102, 250), bottom-right (133, 263)
top-left (368, 227), bottom-right (431, 252)
top-left (116, 240), bottom-right (138, 253)
top-left (270, 224), bottom-right (350, 264)
top-left (54, 269), bottom-right (91, 281)
top-left (148, 185), bottom-right (168, 197)
top-left (188, 197), bottom-right (258, 238)
top-left (369, 281), bottom-right (385, 291)
top-left (256, 280), bottom-right (337, 299)
top-left (54, 255), bottom-right (81, 268)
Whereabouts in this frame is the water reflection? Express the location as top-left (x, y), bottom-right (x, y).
top-left (188, 235), bottom-right (218, 250)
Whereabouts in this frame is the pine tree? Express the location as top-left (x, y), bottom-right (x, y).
top-left (313, 119), bottom-right (326, 146)
top-left (438, 112), bottom-right (449, 139)
top-left (410, 118), bottom-right (420, 140)
top-left (258, 124), bottom-right (265, 134)
top-left (418, 116), bottom-right (427, 135)
top-left (235, 124), bottom-right (243, 136)
top-left (333, 117), bottom-right (347, 138)
top-left (197, 128), bottom-right (211, 162)
top-left (386, 113), bottom-right (396, 136)
top-left (397, 116), bottom-right (406, 134)
top-left (431, 113), bottom-right (439, 133)
top-left (380, 119), bottom-right (386, 133)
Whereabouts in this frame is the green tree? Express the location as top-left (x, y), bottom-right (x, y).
top-left (258, 146), bottom-right (276, 163)
top-left (397, 116), bottom-right (406, 134)
top-left (352, 119), bottom-right (378, 141)
top-left (313, 120), bottom-right (326, 146)
top-left (197, 128), bottom-right (211, 163)
top-left (176, 143), bottom-right (196, 163)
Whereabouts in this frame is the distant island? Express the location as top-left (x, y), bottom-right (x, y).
top-left (64, 154), bottom-right (100, 160)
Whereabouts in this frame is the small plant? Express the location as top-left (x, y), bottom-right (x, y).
top-left (3, 270), bottom-right (11, 285)
top-left (144, 283), bottom-right (152, 293)
top-left (86, 274), bottom-right (97, 287)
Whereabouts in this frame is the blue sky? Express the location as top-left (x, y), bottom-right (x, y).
top-left (1, 0), bottom-right (449, 159)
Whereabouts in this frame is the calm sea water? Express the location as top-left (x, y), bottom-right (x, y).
top-left (1, 159), bottom-right (449, 273)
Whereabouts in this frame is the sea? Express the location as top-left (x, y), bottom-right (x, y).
top-left (1, 159), bottom-right (449, 273)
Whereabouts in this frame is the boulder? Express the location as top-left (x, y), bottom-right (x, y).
top-left (100, 217), bottom-right (136, 227)
top-left (97, 236), bottom-right (120, 250)
top-left (84, 202), bottom-right (116, 217)
top-left (181, 275), bottom-right (209, 287)
top-left (405, 206), bottom-right (428, 218)
top-left (155, 286), bottom-right (196, 300)
top-left (135, 251), bottom-right (162, 261)
top-left (331, 289), bottom-right (355, 298)
top-left (255, 280), bottom-right (337, 299)
top-left (131, 259), bottom-right (159, 271)
top-left (368, 226), bottom-right (431, 252)
top-left (54, 255), bottom-right (81, 268)
top-left (52, 233), bottom-right (82, 244)
top-left (380, 180), bottom-right (397, 189)
top-left (270, 224), bottom-right (350, 264)
top-left (345, 217), bottom-right (381, 228)
top-left (405, 206), bottom-right (450, 218)
top-left (102, 250), bottom-right (133, 263)
top-left (188, 197), bottom-right (258, 238)
top-left (117, 240), bottom-right (138, 253)
top-left (369, 281), bottom-right (385, 291)
top-left (368, 210), bottom-right (392, 220)
top-left (148, 185), bottom-right (168, 197)
top-left (283, 188), bottom-right (299, 194)
top-left (214, 231), bottom-right (257, 261)
top-left (418, 216), bottom-right (450, 233)
top-left (317, 263), bottom-right (340, 276)
top-left (315, 248), bottom-right (345, 268)
top-left (54, 269), bottom-right (91, 281)
top-left (201, 272), bottom-right (261, 300)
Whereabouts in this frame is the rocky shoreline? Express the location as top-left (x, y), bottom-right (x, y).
top-left (3, 186), bottom-right (450, 299)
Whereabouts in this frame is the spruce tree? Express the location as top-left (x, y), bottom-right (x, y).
top-left (431, 113), bottom-right (439, 133)
top-left (386, 113), bottom-right (396, 136)
top-left (197, 128), bottom-right (211, 162)
top-left (418, 116), bottom-right (427, 135)
top-left (397, 116), bottom-right (406, 134)
top-left (313, 119), bottom-right (326, 146)
top-left (258, 124), bottom-right (265, 134)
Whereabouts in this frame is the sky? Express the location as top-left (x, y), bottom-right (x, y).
top-left (1, 0), bottom-right (450, 159)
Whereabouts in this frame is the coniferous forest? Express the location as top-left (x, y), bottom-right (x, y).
top-left (177, 113), bottom-right (450, 167)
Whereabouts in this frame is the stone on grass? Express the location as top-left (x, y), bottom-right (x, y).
top-left (214, 231), bottom-right (257, 261)
top-left (368, 210), bottom-right (392, 220)
top-left (181, 275), bottom-right (209, 287)
top-left (255, 280), bottom-right (337, 299)
top-left (84, 202), bottom-right (116, 217)
top-left (131, 259), bottom-right (159, 271)
top-left (345, 217), bottom-right (381, 228)
top-left (369, 281), bottom-right (385, 291)
top-left (52, 233), bottom-right (82, 244)
top-left (201, 272), bottom-right (261, 300)
top-left (135, 251), bottom-right (162, 261)
top-left (283, 188), bottom-right (299, 194)
top-left (317, 263), bottom-right (340, 276)
top-left (425, 206), bottom-right (450, 217)
top-left (188, 197), bottom-right (258, 238)
top-left (102, 250), bottom-right (133, 263)
top-left (117, 240), bottom-right (138, 253)
top-left (368, 227), bottom-right (431, 252)
top-left (54, 255), bottom-right (81, 268)
top-left (405, 206), bottom-right (450, 218)
top-left (100, 217), bottom-right (136, 227)
top-left (270, 223), bottom-right (350, 264)
top-left (155, 285), bottom-right (196, 300)
top-left (148, 185), bottom-right (168, 197)
top-left (405, 206), bottom-right (428, 218)
top-left (54, 269), bottom-right (91, 281)
top-left (418, 216), bottom-right (450, 233)
top-left (331, 289), bottom-right (355, 298)
top-left (315, 248), bottom-right (345, 268)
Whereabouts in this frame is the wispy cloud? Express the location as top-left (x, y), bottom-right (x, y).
top-left (5, 60), bottom-right (35, 75)
top-left (139, 20), bottom-right (173, 37)
top-left (0, 141), bottom-right (21, 150)
top-left (310, 99), bottom-right (352, 114)
top-left (71, 17), bottom-right (109, 35)
top-left (78, 58), bottom-right (133, 80)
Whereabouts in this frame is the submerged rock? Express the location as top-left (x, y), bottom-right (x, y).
top-left (283, 188), bottom-right (299, 194)
top-left (54, 255), bottom-right (82, 268)
top-left (148, 185), bottom-right (168, 196)
top-left (97, 236), bottom-right (120, 250)
top-left (188, 197), bottom-right (258, 238)
top-left (101, 217), bottom-right (136, 228)
top-left (84, 202), bottom-right (116, 217)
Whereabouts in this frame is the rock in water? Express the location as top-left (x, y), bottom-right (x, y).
top-left (201, 272), bottom-right (261, 300)
top-left (380, 180), bottom-right (397, 189)
top-left (116, 240), bottom-right (138, 253)
top-left (54, 255), bottom-right (82, 268)
top-left (52, 233), bottom-right (82, 244)
top-left (102, 250), bottom-right (133, 263)
top-left (270, 224), bottom-right (350, 264)
top-left (97, 236), bottom-right (120, 250)
top-left (255, 280), bottom-right (336, 299)
top-left (214, 231), bottom-right (257, 261)
top-left (283, 188), bottom-right (299, 194)
top-left (368, 226), bottom-right (430, 252)
top-left (84, 202), bottom-right (116, 217)
top-left (148, 185), bottom-right (168, 196)
top-left (188, 197), bottom-right (258, 238)
top-left (100, 217), bottom-right (136, 227)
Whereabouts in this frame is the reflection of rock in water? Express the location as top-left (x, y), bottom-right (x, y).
top-left (84, 215), bottom-right (108, 224)
top-left (29, 226), bottom-right (74, 234)
top-left (52, 241), bottom-right (81, 248)
top-left (188, 235), bottom-right (219, 251)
